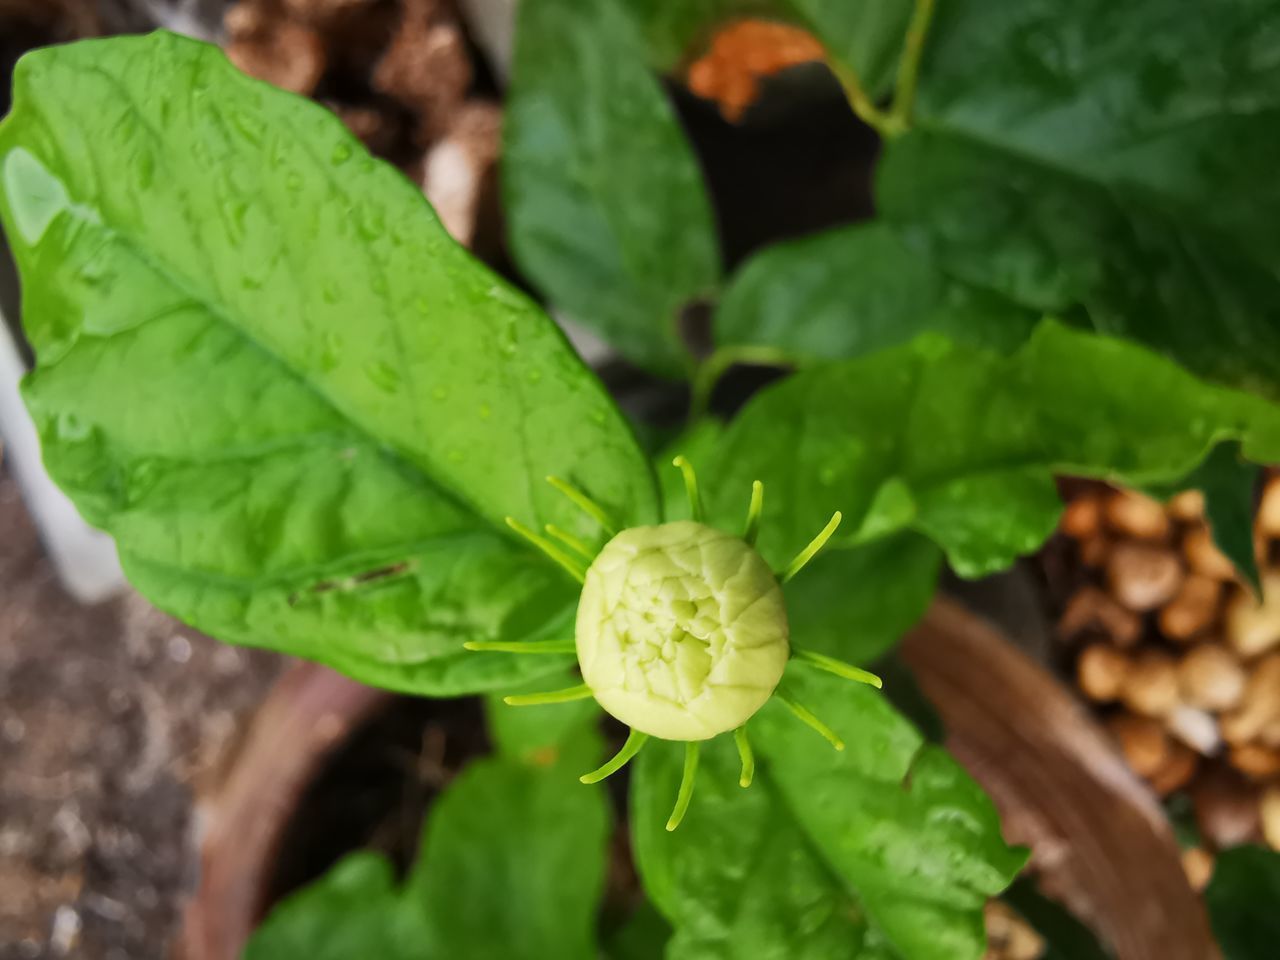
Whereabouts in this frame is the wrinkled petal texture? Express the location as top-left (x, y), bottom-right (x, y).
top-left (576, 521), bottom-right (788, 740)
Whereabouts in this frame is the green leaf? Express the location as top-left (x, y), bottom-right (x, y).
top-left (505, 0), bottom-right (720, 376)
top-left (245, 853), bottom-right (427, 960)
top-left (412, 756), bottom-right (611, 960)
top-left (713, 222), bottom-right (1038, 364)
top-left (248, 740), bottom-right (611, 960)
top-left (1205, 846), bottom-right (1280, 960)
top-left (619, 0), bottom-right (768, 69)
top-left (783, 532), bottom-right (941, 665)
top-left (701, 323), bottom-right (1280, 576)
top-left (1147, 443), bottom-right (1263, 594)
top-left (0, 33), bottom-right (659, 694)
top-left (486, 669), bottom-right (604, 768)
top-left (878, 0), bottom-right (1280, 400)
top-left (785, 0), bottom-right (917, 99)
top-left (633, 669), bottom-right (1025, 960)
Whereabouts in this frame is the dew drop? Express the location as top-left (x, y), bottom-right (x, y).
top-left (479, 402), bottom-right (492, 420)
top-left (447, 449), bottom-right (466, 464)
top-left (331, 142), bottom-right (353, 165)
top-left (365, 360), bottom-right (401, 393)
top-left (230, 109), bottom-right (266, 145)
top-left (358, 208), bottom-right (385, 239)
top-left (135, 149), bottom-right (156, 190)
top-left (527, 369), bottom-right (543, 384)
top-left (320, 332), bottom-right (342, 371)
top-left (431, 385), bottom-right (449, 401)
top-left (56, 412), bottom-right (88, 441)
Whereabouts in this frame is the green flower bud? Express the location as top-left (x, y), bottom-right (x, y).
top-left (576, 520), bottom-right (789, 741)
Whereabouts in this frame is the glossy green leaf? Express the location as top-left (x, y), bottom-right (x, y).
top-left (248, 709), bottom-right (608, 960)
top-left (0, 32), bottom-right (659, 694)
top-left (1148, 443), bottom-right (1263, 593)
top-left (412, 756), bottom-right (610, 960)
top-left (713, 222), bottom-right (1038, 363)
top-left (633, 669), bottom-right (1024, 960)
top-left (878, 0), bottom-right (1280, 400)
top-left (702, 323), bottom-right (1280, 576)
top-left (1205, 846), bottom-right (1280, 960)
top-left (485, 669), bottom-right (604, 768)
top-left (785, 0), bottom-right (916, 99)
top-left (505, 0), bottom-right (720, 376)
top-left (245, 853), bottom-right (427, 960)
top-left (619, 0), bottom-right (767, 69)
top-left (783, 532), bottom-right (941, 665)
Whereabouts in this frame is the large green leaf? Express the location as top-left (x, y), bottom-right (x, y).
top-left (412, 755), bottom-right (610, 960)
top-left (620, 0), bottom-right (769, 68)
top-left (1204, 846), bottom-right (1280, 960)
top-left (782, 532), bottom-right (940, 665)
top-left (245, 853), bottom-right (428, 960)
top-left (0, 32), bottom-right (659, 694)
top-left (785, 0), bottom-right (915, 99)
top-left (878, 0), bottom-right (1280, 399)
top-left (701, 323), bottom-right (1280, 576)
top-left (505, 0), bottom-right (720, 377)
top-left (713, 222), bottom-right (1037, 362)
top-left (633, 669), bottom-right (1025, 960)
top-left (248, 715), bottom-right (609, 960)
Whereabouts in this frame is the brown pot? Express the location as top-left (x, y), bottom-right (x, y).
top-left (178, 662), bottom-right (391, 960)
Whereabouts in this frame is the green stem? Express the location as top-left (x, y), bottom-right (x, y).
top-left (672, 456), bottom-right (704, 522)
top-left (778, 694), bottom-right (845, 751)
top-left (505, 517), bottom-right (586, 584)
top-left (580, 728), bottom-right (649, 784)
top-left (666, 742), bottom-right (700, 831)
top-left (504, 683), bottom-right (593, 707)
top-left (463, 639), bottom-right (577, 655)
top-left (690, 345), bottom-right (795, 423)
top-left (781, 511), bottom-right (843, 583)
top-left (887, 0), bottom-right (937, 133)
top-left (545, 524), bottom-right (595, 562)
top-left (545, 476), bottom-right (618, 535)
top-left (734, 726), bottom-right (755, 788)
top-left (826, 58), bottom-right (896, 137)
top-left (743, 480), bottom-right (764, 546)
top-left (792, 648), bottom-right (883, 688)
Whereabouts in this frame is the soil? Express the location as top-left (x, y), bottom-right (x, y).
top-left (0, 462), bottom-right (281, 960)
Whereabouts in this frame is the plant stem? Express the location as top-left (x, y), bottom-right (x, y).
top-left (504, 683), bottom-right (593, 706)
top-left (792, 648), bottom-right (883, 688)
top-left (887, 0), bottom-right (937, 133)
top-left (580, 728), bottom-right (649, 784)
top-left (666, 741), bottom-right (701, 831)
top-left (690, 345), bottom-right (795, 423)
top-left (826, 59), bottom-right (896, 138)
top-left (463, 639), bottom-right (577, 654)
